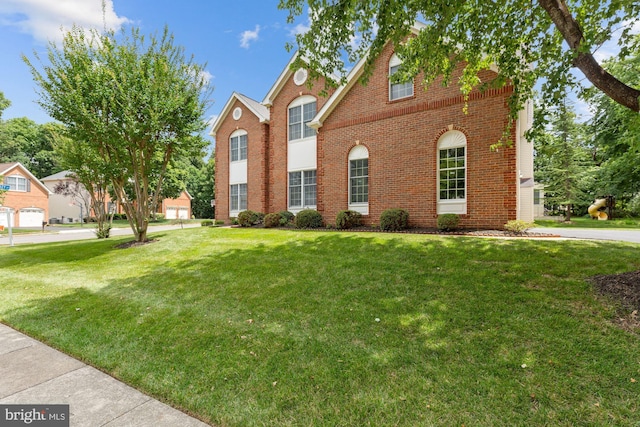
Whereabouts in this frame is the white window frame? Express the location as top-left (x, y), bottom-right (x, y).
top-left (437, 131), bottom-right (467, 215)
top-left (230, 183), bottom-right (247, 214)
top-left (389, 54), bottom-right (414, 101)
top-left (5, 175), bottom-right (29, 192)
top-left (348, 145), bottom-right (369, 215)
top-left (288, 169), bottom-right (316, 211)
top-left (288, 96), bottom-right (317, 142)
top-left (230, 130), bottom-right (248, 162)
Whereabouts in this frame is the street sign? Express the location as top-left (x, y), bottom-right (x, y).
top-left (0, 185), bottom-right (10, 191)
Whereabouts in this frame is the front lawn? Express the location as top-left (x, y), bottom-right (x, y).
top-left (1, 228), bottom-right (639, 426)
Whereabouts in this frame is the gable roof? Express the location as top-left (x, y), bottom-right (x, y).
top-left (0, 162), bottom-right (53, 195)
top-left (309, 22), bottom-right (427, 130)
top-left (40, 170), bottom-right (75, 181)
top-left (209, 92), bottom-right (269, 137)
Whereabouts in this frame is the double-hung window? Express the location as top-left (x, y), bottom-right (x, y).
top-left (439, 147), bottom-right (466, 201)
top-left (437, 130), bottom-right (467, 214)
top-left (348, 145), bottom-right (369, 214)
top-left (230, 133), bottom-right (248, 162)
top-left (230, 183), bottom-right (247, 212)
top-left (288, 99), bottom-right (316, 141)
top-left (288, 170), bottom-right (316, 208)
top-left (5, 175), bottom-right (28, 192)
top-left (389, 53), bottom-right (414, 101)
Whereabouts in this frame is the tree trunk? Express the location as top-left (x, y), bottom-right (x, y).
top-left (538, 0), bottom-right (640, 112)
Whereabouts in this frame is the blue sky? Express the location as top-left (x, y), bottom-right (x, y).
top-left (0, 1), bottom-right (311, 147)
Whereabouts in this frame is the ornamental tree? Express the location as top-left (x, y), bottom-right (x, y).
top-left (24, 25), bottom-right (211, 242)
top-left (279, 0), bottom-right (640, 116)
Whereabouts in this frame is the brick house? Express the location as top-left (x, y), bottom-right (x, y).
top-left (0, 162), bottom-right (51, 227)
top-left (211, 25), bottom-right (534, 229)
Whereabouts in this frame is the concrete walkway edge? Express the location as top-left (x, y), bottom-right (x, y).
top-left (0, 323), bottom-right (209, 426)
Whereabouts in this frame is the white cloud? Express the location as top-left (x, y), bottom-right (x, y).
top-left (0, 0), bottom-right (129, 44)
top-left (240, 25), bottom-right (260, 49)
top-left (288, 8), bottom-right (312, 37)
top-left (592, 18), bottom-right (640, 63)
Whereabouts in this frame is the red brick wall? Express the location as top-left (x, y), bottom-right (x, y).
top-left (266, 73), bottom-right (334, 214)
top-left (1, 165), bottom-right (50, 226)
top-left (318, 42), bottom-right (516, 229)
top-left (214, 98), bottom-right (270, 222)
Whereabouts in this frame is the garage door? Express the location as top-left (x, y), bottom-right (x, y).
top-left (178, 207), bottom-right (189, 219)
top-left (166, 207), bottom-right (177, 219)
top-left (19, 208), bottom-right (44, 227)
top-left (0, 208), bottom-right (15, 228)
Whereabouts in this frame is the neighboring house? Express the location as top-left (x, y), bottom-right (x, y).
top-left (42, 170), bottom-right (193, 222)
top-left (160, 190), bottom-right (193, 219)
top-left (211, 23), bottom-right (534, 229)
top-left (41, 170), bottom-right (91, 224)
top-left (0, 162), bottom-right (51, 227)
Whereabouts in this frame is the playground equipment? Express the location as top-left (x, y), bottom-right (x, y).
top-left (588, 195), bottom-right (615, 220)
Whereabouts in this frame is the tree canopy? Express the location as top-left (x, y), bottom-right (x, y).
top-left (24, 25), bottom-right (212, 241)
top-left (279, 0), bottom-right (640, 116)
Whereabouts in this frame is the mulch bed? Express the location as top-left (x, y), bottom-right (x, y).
top-left (589, 270), bottom-right (640, 331)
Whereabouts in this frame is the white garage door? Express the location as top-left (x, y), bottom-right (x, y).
top-left (166, 207), bottom-right (177, 219)
top-left (19, 208), bottom-right (44, 227)
top-left (0, 208), bottom-right (15, 228)
top-left (178, 207), bottom-right (189, 219)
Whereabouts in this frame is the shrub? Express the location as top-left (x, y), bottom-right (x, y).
top-left (237, 210), bottom-right (264, 227)
top-left (264, 213), bottom-right (281, 228)
top-left (504, 219), bottom-right (535, 234)
top-left (112, 213), bottom-right (127, 220)
top-left (278, 210), bottom-right (295, 226)
top-left (437, 214), bottom-right (460, 231)
top-left (96, 225), bottom-right (111, 239)
top-left (380, 208), bottom-right (409, 231)
top-left (201, 220), bottom-right (214, 227)
top-left (230, 217), bottom-right (238, 225)
top-left (336, 210), bottom-right (363, 229)
top-left (295, 209), bottom-right (323, 228)
top-left (215, 219), bottom-right (225, 225)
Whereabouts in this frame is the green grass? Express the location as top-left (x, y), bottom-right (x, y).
top-left (1, 228), bottom-right (639, 426)
top-left (535, 216), bottom-right (640, 229)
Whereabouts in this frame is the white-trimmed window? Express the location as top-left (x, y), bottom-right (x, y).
top-left (288, 96), bottom-right (317, 141)
top-left (437, 130), bottom-right (467, 214)
top-left (230, 130), bottom-right (248, 162)
top-left (230, 183), bottom-right (247, 212)
top-left (289, 170), bottom-right (316, 208)
top-left (5, 175), bottom-right (29, 192)
top-left (348, 145), bottom-right (369, 214)
top-left (389, 53), bottom-right (414, 101)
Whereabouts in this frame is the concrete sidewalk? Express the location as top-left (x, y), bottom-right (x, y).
top-left (0, 323), bottom-right (209, 426)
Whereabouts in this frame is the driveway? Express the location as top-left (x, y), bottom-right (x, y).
top-left (531, 227), bottom-right (640, 244)
top-left (0, 223), bottom-right (201, 246)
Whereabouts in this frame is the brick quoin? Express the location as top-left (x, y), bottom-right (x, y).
top-left (214, 38), bottom-right (525, 229)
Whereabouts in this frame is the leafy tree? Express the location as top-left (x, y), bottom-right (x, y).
top-left (54, 129), bottom-right (113, 237)
top-left (0, 91), bottom-right (10, 119)
top-left (534, 101), bottom-right (595, 220)
top-left (185, 155), bottom-right (215, 219)
top-left (584, 38), bottom-right (640, 209)
top-left (24, 25), bottom-right (211, 242)
top-left (279, 0), bottom-right (640, 118)
top-left (0, 116), bottom-right (61, 177)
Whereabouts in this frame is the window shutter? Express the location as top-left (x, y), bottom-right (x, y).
top-left (27, 179), bottom-right (31, 192)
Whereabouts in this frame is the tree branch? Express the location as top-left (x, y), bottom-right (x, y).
top-left (538, 0), bottom-right (640, 112)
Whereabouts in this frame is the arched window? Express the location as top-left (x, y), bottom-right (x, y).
top-left (348, 145), bottom-right (369, 214)
top-left (288, 95), bottom-right (317, 141)
top-left (389, 54), bottom-right (413, 101)
top-left (437, 130), bottom-right (467, 214)
top-left (230, 129), bottom-right (248, 162)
